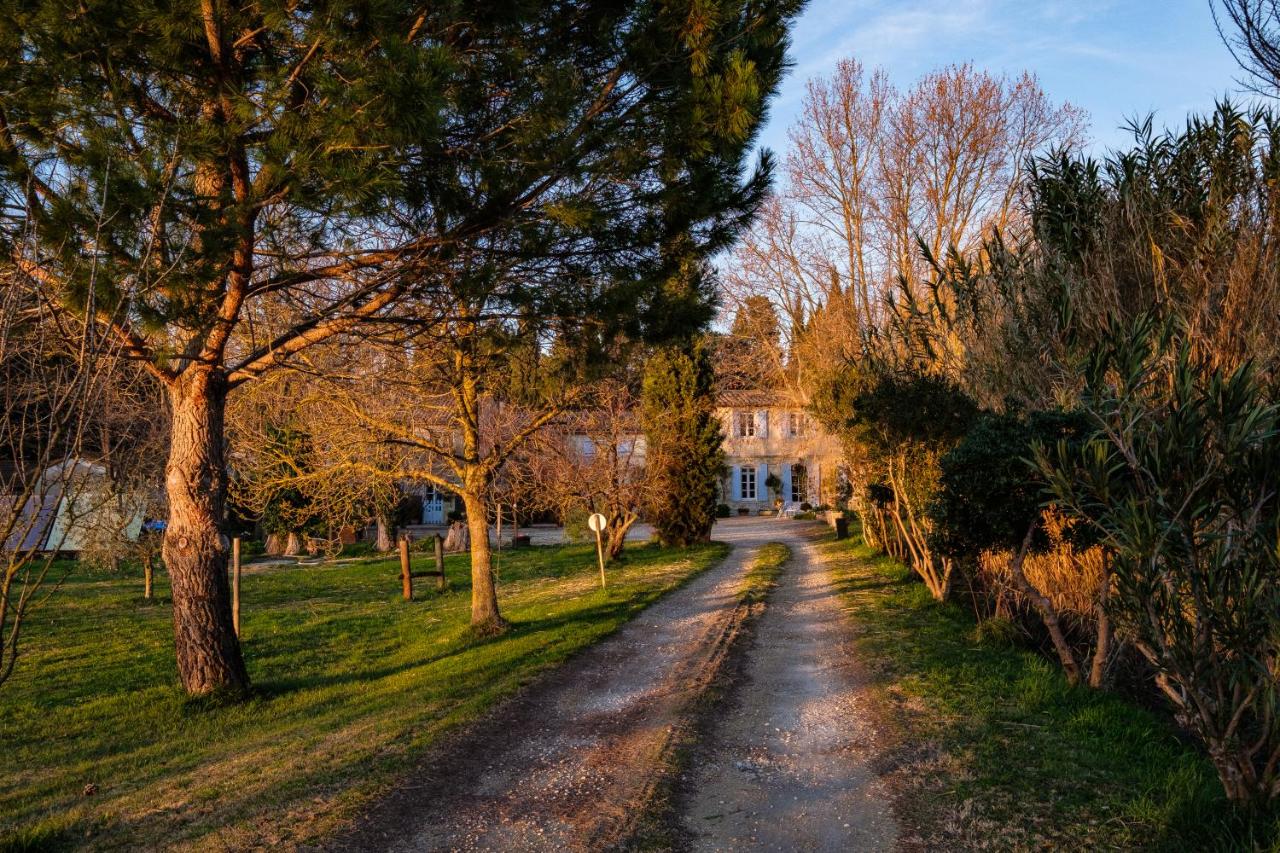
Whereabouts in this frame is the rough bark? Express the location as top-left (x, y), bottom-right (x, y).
top-left (374, 513), bottom-right (394, 552)
top-left (606, 511), bottom-right (637, 560)
top-left (462, 488), bottom-right (505, 634)
top-left (162, 368), bottom-right (248, 696)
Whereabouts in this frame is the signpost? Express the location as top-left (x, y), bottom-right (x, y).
top-left (588, 512), bottom-right (608, 590)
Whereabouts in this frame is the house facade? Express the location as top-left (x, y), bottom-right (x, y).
top-left (2, 458), bottom-right (148, 553)
top-left (717, 390), bottom-right (843, 513)
top-left (398, 391), bottom-right (842, 526)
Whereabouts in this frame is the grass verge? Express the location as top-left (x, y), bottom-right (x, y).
top-left (823, 534), bottom-right (1279, 851)
top-left (0, 540), bottom-right (728, 851)
top-left (738, 542), bottom-right (789, 604)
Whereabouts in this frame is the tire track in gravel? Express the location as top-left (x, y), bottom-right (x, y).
top-left (676, 525), bottom-right (898, 852)
top-left (330, 517), bottom-right (783, 853)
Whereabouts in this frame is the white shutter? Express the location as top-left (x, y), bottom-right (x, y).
top-left (730, 465), bottom-right (741, 500)
top-left (756, 410), bottom-right (768, 438)
top-left (756, 463), bottom-right (768, 500)
top-left (781, 463), bottom-right (792, 504)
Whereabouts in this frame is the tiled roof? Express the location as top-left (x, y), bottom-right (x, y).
top-left (716, 389), bottom-right (785, 408)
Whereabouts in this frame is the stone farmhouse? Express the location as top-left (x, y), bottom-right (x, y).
top-left (717, 390), bottom-right (843, 514)
top-left (398, 389), bottom-right (845, 529)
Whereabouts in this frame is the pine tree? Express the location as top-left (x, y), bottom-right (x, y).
top-left (1, 0), bottom-right (456, 696)
top-left (1, 0), bottom-right (800, 685)
top-left (288, 0), bottom-right (803, 635)
top-left (642, 340), bottom-right (725, 547)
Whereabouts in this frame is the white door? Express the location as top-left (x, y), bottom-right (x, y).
top-left (421, 486), bottom-right (445, 524)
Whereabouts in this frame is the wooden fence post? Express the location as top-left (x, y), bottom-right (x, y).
top-left (231, 536), bottom-right (241, 637)
top-left (400, 535), bottom-right (413, 601)
top-left (434, 533), bottom-right (446, 590)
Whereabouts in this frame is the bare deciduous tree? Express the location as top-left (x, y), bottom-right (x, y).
top-left (531, 381), bottom-right (653, 560)
top-left (226, 368), bottom-right (397, 560)
top-left (277, 328), bottom-right (585, 633)
top-left (1215, 0), bottom-right (1280, 93)
top-left (0, 267), bottom-right (120, 686)
top-left (722, 61), bottom-right (1086, 398)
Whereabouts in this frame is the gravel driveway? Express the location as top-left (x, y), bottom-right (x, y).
top-left (333, 517), bottom-right (782, 852)
top-left (677, 526), bottom-right (899, 851)
top-left (331, 517), bottom-right (896, 852)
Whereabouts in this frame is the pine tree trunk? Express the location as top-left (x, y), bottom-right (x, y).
top-left (462, 488), bottom-right (505, 634)
top-left (162, 368), bottom-right (248, 696)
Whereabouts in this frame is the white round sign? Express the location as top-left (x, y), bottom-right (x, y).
top-left (587, 512), bottom-right (608, 533)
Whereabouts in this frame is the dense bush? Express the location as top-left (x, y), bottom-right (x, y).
top-left (1038, 315), bottom-right (1280, 806)
top-left (815, 369), bottom-right (977, 599)
top-left (931, 410), bottom-right (1102, 685)
top-left (930, 410), bottom-right (1089, 559)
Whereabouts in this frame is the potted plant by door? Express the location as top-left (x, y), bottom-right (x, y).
top-left (764, 472), bottom-right (782, 515)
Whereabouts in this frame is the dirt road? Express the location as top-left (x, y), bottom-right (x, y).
top-left (335, 518), bottom-right (782, 852)
top-left (677, 528), bottom-right (898, 851)
top-left (334, 517), bottom-right (895, 852)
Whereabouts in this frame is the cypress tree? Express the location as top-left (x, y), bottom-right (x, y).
top-left (642, 339), bottom-right (725, 547)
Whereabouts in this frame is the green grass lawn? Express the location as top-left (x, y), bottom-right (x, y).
top-left (823, 535), bottom-right (1280, 852)
top-left (0, 540), bottom-right (728, 851)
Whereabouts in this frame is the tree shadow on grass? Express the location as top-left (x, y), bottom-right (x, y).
top-left (502, 601), bottom-right (633, 637)
top-left (828, 571), bottom-right (917, 596)
top-left (247, 600), bottom-right (634, 700)
top-left (250, 652), bottom-right (465, 699)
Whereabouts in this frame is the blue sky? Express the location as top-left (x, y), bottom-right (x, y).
top-left (758, 0), bottom-right (1247, 158)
